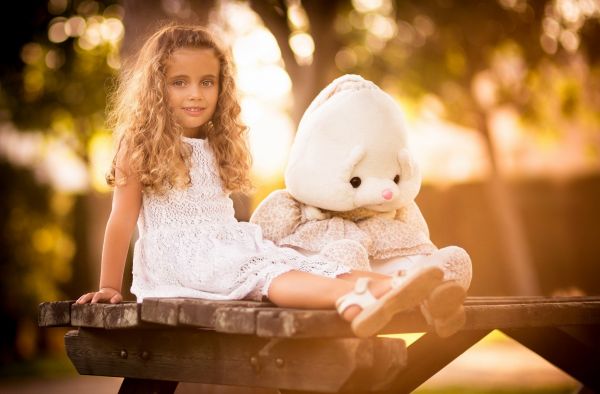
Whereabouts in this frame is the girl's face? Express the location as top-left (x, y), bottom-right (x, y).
top-left (165, 47), bottom-right (220, 138)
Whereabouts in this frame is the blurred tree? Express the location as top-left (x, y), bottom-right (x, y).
top-left (248, 0), bottom-right (600, 294)
top-left (3, 1), bottom-right (122, 152)
top-left (121, 0), bottom-right (215, 60)
top-left (330, 0), bottom-right (600, 295)
top-left (250, 0), bottom-right (344, 124)
top-left (0, 160), bottom-right (73, 363)
top-left (0, 0), bottom-right (123, 362)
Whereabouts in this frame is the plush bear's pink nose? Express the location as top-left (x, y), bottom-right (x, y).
top-left (382, 189), bottom-right (393, 200)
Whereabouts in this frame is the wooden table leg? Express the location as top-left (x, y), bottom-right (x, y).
top-left (502, 326), bottom-right (600, 393)
top-left (377, 329), bottom-right (492, 393)
top-left (118, 378), bottom-right (178, 394)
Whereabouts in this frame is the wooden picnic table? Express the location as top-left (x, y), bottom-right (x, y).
top-left (39, 296), bottom-right (600, 393)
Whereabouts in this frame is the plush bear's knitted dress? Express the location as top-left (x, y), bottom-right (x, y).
top-left (130, 137), bottom-right (350, 302)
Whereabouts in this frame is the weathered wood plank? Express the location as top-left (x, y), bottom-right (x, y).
top-left (38, 301), bottom-right (73, 327)
top-left (70, 302), bottom-right (140, 328)
top-left (256, 308), bottom-right (427, 338)
top-left (256, 309), bottom-right (352, 338)
top-left (213, 307), bottom-right (261, 334)
top-left (253, 306), bottom-right (432, 338)
top-left (178, 299), bottom-right (272, 328)
top-left (256, 299), bottom-right (600, 338)
top-left (465, 296), bottom-right (600, 305)
top-left (463, 301), bottom-right (600, 330)
top-left (103, 303), bottom-right (141, 329)
top-left (140, 298), bottom-right (184, 326)
top-left (71, 303), bottom-right (106, 327)
top-left (65, 328), bottom-right (407, 392)
top-left (42, 297), bottom-right (600, 336)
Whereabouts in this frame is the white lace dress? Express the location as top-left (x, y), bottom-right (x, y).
top-left (130, 137), bottom-right (351, 302)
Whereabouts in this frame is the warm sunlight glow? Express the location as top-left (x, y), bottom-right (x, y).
top-left (88, 133), bottom-right (113, 192)
top-left (106, 51), bottom-right (121, 69)
top-left (42, 139), bottom-right (89, 193)
top-left (20, 43), bottom-right (44, 65)
top-left (232, 28), bottom-right (281, 66)
top-left (365, 14), bottom-right (396, 40)
top-left (45, 49), bottom-right (65, 69)
top-left (243, 98), bottom-right (295, 180)
top-left (335, 48), bottom-right (359, 70)
top-left (48, 0), bottom-right (68, 15)
top-left (352, 0), bottom-right (385, 13)
top-left (79, 17), bottom-right (103, 49)
top-left (48, 18), bottom-right (68, 43)
top-left (408, 118), bottom-right (491, 184)
top-left (64, 16), bottom-right (86, 37)
top-left (0, 126), bottom-right (89, 193)
top-left (218, 2), bottom-right (295, 182)
top-left (100, 18), bottom-right (124, 44)
top-left (289, 32), bottom-right (315, 65)
top-left (472, 71), bottom-right (498, 109)
top-left (0, 126), bottom-right (42, 167)
top-left (237, 65), bottom-right (291, 100)
top-left (287, 2), bottom-right (309, 29)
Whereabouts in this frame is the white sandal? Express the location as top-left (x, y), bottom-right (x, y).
top-left (336, 265), bottom-right (444, 338)
top-left (420, 280), bottom-right (467, 337)
top-left (336, 277), bottom-right (392, 338)
top-left (389, 265), bottom-right (445, 309)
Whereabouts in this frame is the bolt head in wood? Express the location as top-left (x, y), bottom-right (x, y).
top-left (249, 356), bottom-right (260, 372)
top-left (120, 350), bottom-right (128, 359)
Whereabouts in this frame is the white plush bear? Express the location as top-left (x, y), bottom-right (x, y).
top-left (250, 75), bottom-right (472, 337)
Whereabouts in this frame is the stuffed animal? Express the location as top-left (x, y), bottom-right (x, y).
top-left (250, 74), bottom-right (472, 336)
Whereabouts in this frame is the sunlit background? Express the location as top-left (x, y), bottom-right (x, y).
top-left (0, 0), bottom-right (599, 392)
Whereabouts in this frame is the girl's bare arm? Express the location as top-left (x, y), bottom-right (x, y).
top-left (77, 160), bottom-right (142, 304)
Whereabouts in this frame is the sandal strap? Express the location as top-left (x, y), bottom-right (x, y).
top-left (391, 269), bottom-right (407, 288)
top-left (335, 278), bottom-right (378, 315)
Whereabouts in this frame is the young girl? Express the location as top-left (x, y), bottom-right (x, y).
top-left (76, 25), bottom-right (444, 338)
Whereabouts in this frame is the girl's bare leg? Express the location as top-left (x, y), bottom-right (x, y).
top-left (338, 270), bottom-right (390, 282)
top-left (267, 270), bottom-right (392, 321)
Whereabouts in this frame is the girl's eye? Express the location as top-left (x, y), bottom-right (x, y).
top-left (394, 175), bottom-right (400, 184)
top-left (172, 80), bottom-right (186, 87)
top-left (202, 80), bottom-right (214, 87)
top-left (350, 177), bottom-right (362, 188)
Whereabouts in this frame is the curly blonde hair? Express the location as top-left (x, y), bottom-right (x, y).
top-left (106, 24), bottom-right (252, 194)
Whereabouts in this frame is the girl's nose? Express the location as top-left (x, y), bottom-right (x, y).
top-left (382, 189), bottom-right (393, 200)
top-left (189, 87), bottom-right (204, 100)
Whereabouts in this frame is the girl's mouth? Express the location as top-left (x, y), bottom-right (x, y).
top-left (183, 107), bottom-right (205, 116)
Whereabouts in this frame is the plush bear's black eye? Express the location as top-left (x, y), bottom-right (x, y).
top-left (350, 177), bottom-right (362, 188)
top-left (393, 175), bottom-right (400, 184)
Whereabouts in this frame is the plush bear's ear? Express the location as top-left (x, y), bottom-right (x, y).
top-left (396, 148), bottom-right (422, 203)
top-left (397, 148), bottom-right (416, 179)
top-left (341, 145), bottom-right (366, 180)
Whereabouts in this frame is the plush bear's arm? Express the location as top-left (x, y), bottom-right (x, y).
top-left (301, 205), bottom-right (331, 221)
top-left (250, 189), bottom-right (303, 243)
top-left (395, 201), bottom-right (430, 239)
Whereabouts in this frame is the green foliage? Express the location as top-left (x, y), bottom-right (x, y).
top-left (0, 160), bottom-right (74, 315)
top-left (2, 1), bottom-right (121, 161)
top-left (0, 1), bottom-right (122, 364)
top-left (336, 0), bottom-right (600, 140)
